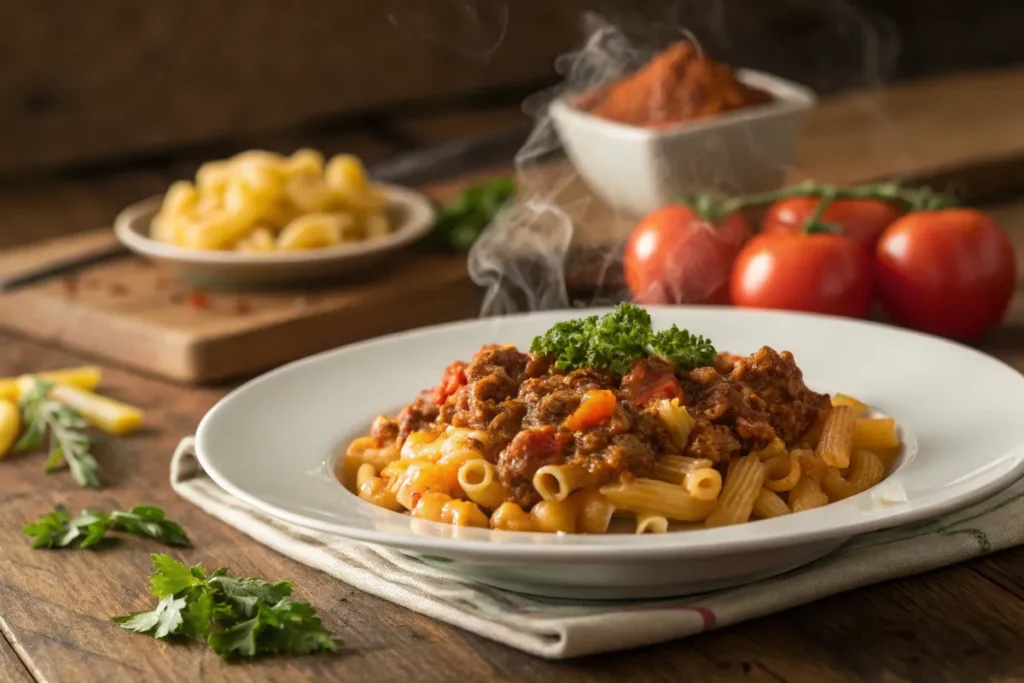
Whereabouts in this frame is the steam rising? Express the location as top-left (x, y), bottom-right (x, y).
top-left (388, 0), bottom-right (509, 61)
top-left (465, 7), bottom-right (899, 317)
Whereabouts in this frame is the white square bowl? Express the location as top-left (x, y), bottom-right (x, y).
top-left (549, 70), bottom-right (817, 217)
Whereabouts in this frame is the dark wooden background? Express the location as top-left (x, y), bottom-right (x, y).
top-left (3, 0), bottom-right (1023, 177)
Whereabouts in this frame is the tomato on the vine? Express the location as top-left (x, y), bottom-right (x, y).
top-left (730, 232), bottom-right (874, 318)
top-left (875, 208), bottom-right (1016, 340)
top-left (624, 205), bottom-right (751, 305)
top-left (761, 197), bottom-right (903, 248)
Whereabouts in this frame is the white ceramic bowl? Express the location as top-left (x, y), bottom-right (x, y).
top-left (550, 70), bottom-right (817, 217)
top-left (114, 183), bottom-right (435, 289)
top-left (194, 306), bottom-right (1024, 599)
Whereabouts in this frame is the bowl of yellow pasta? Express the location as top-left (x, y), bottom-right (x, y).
top-left (114, 150), bottom-right (435, 287)
top-left (192, 304), bottom-right (1024, 599)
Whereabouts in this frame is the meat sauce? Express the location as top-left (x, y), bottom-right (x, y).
top-left (372, 345), bottom-right (829, 509)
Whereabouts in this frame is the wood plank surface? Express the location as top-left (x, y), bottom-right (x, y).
top-left (4, 67), bottom-right (1024, 682)
top-left (0, 633), bottom-right (32, 683)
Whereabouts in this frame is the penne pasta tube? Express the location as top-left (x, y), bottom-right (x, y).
top-left (831, 393), bottom-right (868, 417)
top-left (570, 488), bottom-right (616, 534)
top-left (756, 438), bottom-right (787, 461)
top-left (489, 502), bottom-right (536, 532)
top-left (600, 478), bottom-right (717, 522)
top-left (852, 418), bottom-right (900, 451)
top-left (457, 459), bottom-right (506, 510)
top-left (533, 464), bottom-right (591, 503)
top-left (816, 406), bottom-right (856, 469)
top-left (635, 511), bottom-right (669, 534)
top-left (684, 467), bottom-right (723, 501)
top-left (654, 398), bottom-right (695, 451)
top-left (795, 448), bottom-right (827, 480)
top-left (752, 488), bottom-right (791, 519)
top-left (705, 455), bottom-right (766, 527)
top-left (847, 449), bottom-right (886, 491)
top-left (653, 455), bottom-right (713, 484)
top-left (764, 452), bottom-right (802, 493)
top-left (40, 383), bottom-right (143, 436)
top-left (0, 366), bottom-right (102, 400)
top-left (873, 446), bottom-right (901, 473)
top-left (821, 469), bottom-right (860, 502)
top-left (788, 473), bottom-right (829, 512)
top-left (0, 399), bottom-right (20, 458)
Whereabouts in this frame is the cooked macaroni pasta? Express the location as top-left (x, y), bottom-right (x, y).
top-left (151, 149), bottom-right (390, 252)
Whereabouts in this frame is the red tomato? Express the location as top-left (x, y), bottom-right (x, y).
top-left (730, 233), bottom-right (873, 318)
top-left (761, 197), bottom-right (903, 248)
top-left (875, 208), bottom-right (1017, 340)
top-left (624, 205), bottom-right (752, 305)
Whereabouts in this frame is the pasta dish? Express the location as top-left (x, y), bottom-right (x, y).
top-left (341, 304), bottom-right (901, 534)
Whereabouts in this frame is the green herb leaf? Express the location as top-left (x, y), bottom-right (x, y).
top-left (114, 594), bottom-right (188, 639)
top-left (115, 555), bottom-right (338, 660)
top-left (24, 507), bottom-right (188, 550)
top-left (648, 325), bottom-right (717, 371)
top-left (149, 553), bottom-right (205, 598)
top-left (112, 507), bottom-right (191, 547)
top-left (426, 177), bottom-right (515, 252)
top-left (16, 378), bottom-right (100, 487)
top-left (530, 302), bottom-right (716, 375)
top-left (22, 509), bottom-right (112, 549)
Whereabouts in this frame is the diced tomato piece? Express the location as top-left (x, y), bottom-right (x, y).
top-left (507, 426), bottom-right (570, 464)
top-left (431, 360), bottom-right (468, 405)
top-left (621, 359), bottom-right (684, 405)
top-left (563, 390), bottom-right (617, 431)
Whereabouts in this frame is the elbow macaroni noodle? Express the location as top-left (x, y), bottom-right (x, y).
top-left (151, 149), bottom-right (390, 252)
top-left (343, 393), bottom-right (901, 534)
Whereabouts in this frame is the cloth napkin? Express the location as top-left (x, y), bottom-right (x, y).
top-left (170, 436), bottom-right (1024, 659)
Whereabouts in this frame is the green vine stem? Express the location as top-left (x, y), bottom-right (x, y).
top-left (682, 180), bottom-right (958, 224)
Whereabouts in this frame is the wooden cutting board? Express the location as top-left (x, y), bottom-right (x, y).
top-left (3, 67), bottom-right (1024, 384)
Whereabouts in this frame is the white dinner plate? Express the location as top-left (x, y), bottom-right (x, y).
top-left (114, 183), bottom-right (435, 288)
top-left (195, 307), bottom-right (1024, 598)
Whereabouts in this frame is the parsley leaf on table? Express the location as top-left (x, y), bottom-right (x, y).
top-left (530, 302), bottom-right (717, 375)
top-left (22, 509), bottom-right (111, 549)
top-left (115, 554), bottom-right (338, 660)
top-left (16, 378), bottom-right (100, 487)
top-left (111, 506), bottom-right (191, 547)
top-left (425, 177), bottom-right (516, 252)
top-left (23, 506), bottom-right (190, 549)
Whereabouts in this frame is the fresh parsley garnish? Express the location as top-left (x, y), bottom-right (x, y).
top-left (23, 506), bottom-right (191, 549)
top-left (426, 177), bottom-right (515, 252)
top-left (16, 377), bottom-right (100, 487)
top-left (115, 554), bottom-right (338, 659)
top-left (530, 302), bottom-right (716, 375)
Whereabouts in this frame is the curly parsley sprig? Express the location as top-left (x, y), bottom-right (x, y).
top-left (115, 554), bottom-right (338, 659)
top-left (16, 378), bottom-right (100, 487)
top-left (530, 303), bottom-right (716, 375)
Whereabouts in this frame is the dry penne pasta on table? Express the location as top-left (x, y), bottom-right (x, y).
top-left (150, 149), bottom-right (391, 253)
top-left (340, 304), bottom-right (904, 534)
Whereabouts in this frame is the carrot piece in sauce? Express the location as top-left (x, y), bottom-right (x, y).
top-left (563, 390), bottom-right (617, 432)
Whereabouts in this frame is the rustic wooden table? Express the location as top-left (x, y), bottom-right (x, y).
top-left (3, 68), bottom-right (1024, 683)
